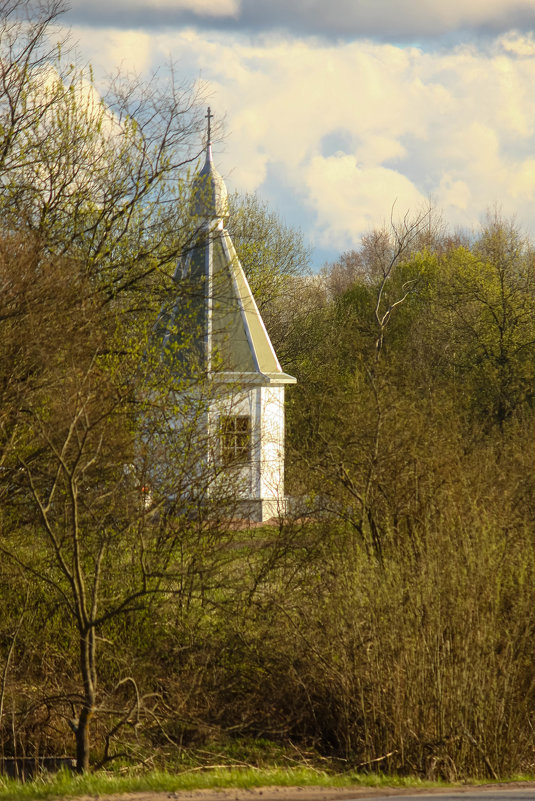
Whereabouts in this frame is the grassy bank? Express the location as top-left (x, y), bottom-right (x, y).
top-left (2, 766), bottom-right (535, 801)
top-left (0, 766), bottom-right (450, 800)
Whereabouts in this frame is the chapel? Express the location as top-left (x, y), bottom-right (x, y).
top-left (158, 109), bottom-right (296, 522)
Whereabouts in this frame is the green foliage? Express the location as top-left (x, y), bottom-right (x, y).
top-left (277, 214), bottom-right (535, 777)
top-left (227, 191), bottom-right (312, 363)
top-left (227, 191), bottom-right (311, 307)
top-left (1, 3), bottom-right (534, 780)
top-left (2, 209), bottom-right (535, 778)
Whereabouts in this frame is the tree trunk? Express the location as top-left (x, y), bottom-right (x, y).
top-left (75, 630), bottom-right (96, 773)
top-left (75, 705), bottom-right (92, 773)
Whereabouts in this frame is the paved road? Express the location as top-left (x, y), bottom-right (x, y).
top-left (357, 792), bottom-right (535, 801)
top-left (36, 785), bottom-right (535, 801)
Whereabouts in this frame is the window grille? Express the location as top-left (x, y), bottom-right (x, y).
top-left (220, 415), bottom-right (251, 464)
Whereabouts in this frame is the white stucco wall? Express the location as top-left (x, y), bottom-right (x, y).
top-left (258, 385), bottom-right (285, 501)
top-left (208, 382), bottom-right (286, 520)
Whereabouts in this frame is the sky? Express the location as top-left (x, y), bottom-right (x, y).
top-left (62, 0), bottom-right (535, 269)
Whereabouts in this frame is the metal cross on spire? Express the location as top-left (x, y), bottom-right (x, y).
top-left (205, 106), bottom-right (213, 144)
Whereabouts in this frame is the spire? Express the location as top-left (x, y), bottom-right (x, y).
top-left (206, 106), bottom-right (213, 146)
top-left (191, 107), bottom-right (229, 222)
top-left (161, 108), bottom-right (296, 385)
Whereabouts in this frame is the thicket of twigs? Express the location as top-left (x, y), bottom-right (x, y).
top-left (0, 0), bottom-right (533, 780)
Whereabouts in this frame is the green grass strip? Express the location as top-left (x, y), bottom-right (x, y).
top-left (1, 766), bottom-right (533, 801)
top-left (0, 766), bottom-right (447, 800)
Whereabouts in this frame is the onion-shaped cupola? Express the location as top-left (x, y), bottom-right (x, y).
top-left (191, 107), bottom-right (229, 223)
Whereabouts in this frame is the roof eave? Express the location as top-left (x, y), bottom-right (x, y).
top-left (213, 370), bottom-right (297, 386)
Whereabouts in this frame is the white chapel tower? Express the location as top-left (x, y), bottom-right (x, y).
top-left (160, 109), bottom-right (296, 522)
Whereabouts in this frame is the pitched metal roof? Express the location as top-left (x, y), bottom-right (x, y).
top-left (158, 131), bottom-right (296, 387)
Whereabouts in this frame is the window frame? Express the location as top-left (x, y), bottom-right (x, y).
top-left (219, 414), bottom-right (251, 465)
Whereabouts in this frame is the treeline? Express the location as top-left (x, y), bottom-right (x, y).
top-left (0, 0), bottom-right (534, 781)
top-left (178, 210), bottom-right (535, 780)
top-left (280, 212), bottom-right (535, 778)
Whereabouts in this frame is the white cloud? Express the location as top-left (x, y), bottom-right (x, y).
top-left (67, 25), bottom-right (535, 263)
top-left (72, 27), bottom-right (153, 75)
top-left (304, 155), bottom-right (426, 249)
top-left (499, 31), bottom-right (535, 56)
top-left (438, 175), bottom-right (471, 211)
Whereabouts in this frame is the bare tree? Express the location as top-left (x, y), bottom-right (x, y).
top-left (0, 242), bottom-right (241, 771)
top-left (0, 0), bottom-right (68, 174)
top-left (289, 206), bottom-right (434, 558)
top-left (363, 206), bottom-right (431, 361)
top-left (0, 0), bottom-right (207, 313)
